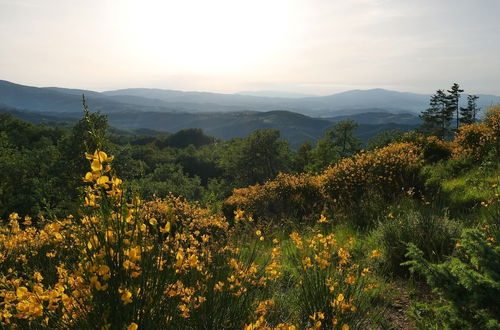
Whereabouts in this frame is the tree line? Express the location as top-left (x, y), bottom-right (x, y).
top-left (420, 83), bottom-right (480, 139)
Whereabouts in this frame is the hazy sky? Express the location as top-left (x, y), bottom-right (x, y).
top-left (1, 0), bottom-right (499, 95)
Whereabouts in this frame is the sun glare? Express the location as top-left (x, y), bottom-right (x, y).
top-left (126, 0), bottom-right (292, 73)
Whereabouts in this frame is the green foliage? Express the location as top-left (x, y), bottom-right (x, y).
top-left (306, 120), bottom-right (362, 173)
top-left (0, 116), bottom-right (68, 218)
top-left (59, 99), bottom-right (111, 205)
top-left (420, 159), bottom-right (499, 215)
top-left (134, 163), bottom-right (205, 201)
top-left (447, 83), bottom-right (464, 131)
top-left (404, 229), bottom-right (500, 329)
top-left (366, 129), bottom-right (405, 150)
top-left (420, 89), bottom-right (453, 139)
top-left (371, 200), bottom-right (461, 276)
top-left (402, 131), bottom-right (453, 163)
top-left (460, 94), bottom-right (480, 125)
top-left (155, 128), bottom-right (215, 149)
top-left (293, 141), bottom-right (313, 173)
top-left (218, 129), bottom-right (293, 187)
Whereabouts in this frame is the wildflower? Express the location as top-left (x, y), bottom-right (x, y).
top-left (175, 249), bottom-right (184, 267)
top-left (214, 281), bottom-right (224, 291)
top-left (345, 275), bottom-right (355, 285)
top-left (317, 214), bottom-right (329, 223)
top-left (97, 176), bottom-right (110, 187)
top-left (187, 254), bottom-right (198, 267)
top-left (120, 288), bottom-right (133, 305)
top-left (234, 209), bottom-right (244, 221)
top-left (160, 221), bottom-right (171, 233)
top-left (127, 322), bottom-right (138, 330)
top-left (370, 250), bottom-right (382, 258)
top-left (128, 246), bottom-right (141, 262)
top-left (16, 286), bottom-right (28, 298)
top-left (33, 271), bottom-right (44, 282)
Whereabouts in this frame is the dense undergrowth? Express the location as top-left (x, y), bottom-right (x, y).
top-left (0, 105), bottom-right (499, 328)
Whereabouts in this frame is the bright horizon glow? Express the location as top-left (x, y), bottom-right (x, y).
top-left (1, 0), bottom-right (500, 95)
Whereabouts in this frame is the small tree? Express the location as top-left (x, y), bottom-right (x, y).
top-left (459, 94), bottom-right (480, 125)
top-left (420, 89), bottom-right (452, 139)
top-left (328, 120), bottom-right (362, 158)
top-left (306, 120), bottom-right (361, 173)
top-left (219, 129), bottom-right (292, 187)
top-left (447, 83), bottom-right (464, 130)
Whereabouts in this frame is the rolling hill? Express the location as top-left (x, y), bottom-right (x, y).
top-left (3, 79), bottom-right (499, 146)
top-left (2, 80), bottom-right (499, 117)
top-left (0, 105), bottom-right (418, 147)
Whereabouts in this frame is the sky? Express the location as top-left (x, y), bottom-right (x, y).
top-left (1, 0), bottom-right (499, 95)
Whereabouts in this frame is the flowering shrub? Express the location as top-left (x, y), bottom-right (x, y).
top-left (320, 142), bottom-right (423, 212)
top-left (285, 229), bottom-right (382, 329)
top-left (0, 150), bottom-right (277, 328)
top-left (412, 135), bottom-right (454, 163)
top-left (453, 123), bottom-right (494, 160)
top-left (453, 105), bottom-right (500, 161)
top-left (226, 143), bottom-right (424, 225)
top-left (224, 173), bottom-right (324, 223)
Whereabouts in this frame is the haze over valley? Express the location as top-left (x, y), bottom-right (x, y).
top-left (2, 79), bottom-right (499, 145)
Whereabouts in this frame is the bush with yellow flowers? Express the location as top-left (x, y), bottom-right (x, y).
top-left (400, 132), bottom-right (455, 163)
top-left (320, 142), bottom-right (423, 213)
top-left (284, 223), bottom-right (383, 329)
top-left (0, 150), bottom-right (279, 329)
top-left (225, 142), bottom-right (424, 226)
top-left (453, 105), bottom-right (500, 161)
top-left (224, 173), bottom-right (324, 223)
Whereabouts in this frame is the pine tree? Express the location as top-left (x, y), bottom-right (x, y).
top-left (420, 89), bottom-right (452, 139)
top-left (447, 83), bottom-right (464, 130)
top-left (459, 94), bottom-right (480, 125)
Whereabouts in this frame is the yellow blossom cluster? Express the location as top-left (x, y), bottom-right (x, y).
top-left (320, 142), bottom-right (423, 209)
top-left (0, 149), bottom-right (284, 328)
top-left (453, 105), bottom-right (500, 160)
top-left (287, 228), bottom-right (380, 329)
top-left (225, 173), bottom-right (324, 223)
top-left (226, 142), bottom-right (424, 223)
top-left (244, 299), bottom-right (297, 330)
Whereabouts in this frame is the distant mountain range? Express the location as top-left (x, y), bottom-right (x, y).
top-left (1, 79), bottom-right (499, 146)
top-left (236, 91), bottom-right (316, 98)
top-left (3, 79), bottom-right (499, 117)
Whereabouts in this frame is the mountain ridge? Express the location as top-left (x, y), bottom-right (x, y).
top-left (2, 80), bottom-right (499, 117)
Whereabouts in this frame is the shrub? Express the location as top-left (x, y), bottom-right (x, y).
top-left (371, 202), bottom-right (461, 276)
top-left (225, 142), bottom-right (425, 228)
top-left (284, 230), bottom-right (384, 329)
top-left (0, 150), bottom-right (277, 329)
top-left (453, 105), bottom-right (500, 161)
top-left (404, 229), bottom-right (500, 329)
top-left (402, 132), bottom-right (454, 163)
top-left (224, 173), bottom-right (324, 223)
top-left (320, 142), bottom-right (424, 225)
